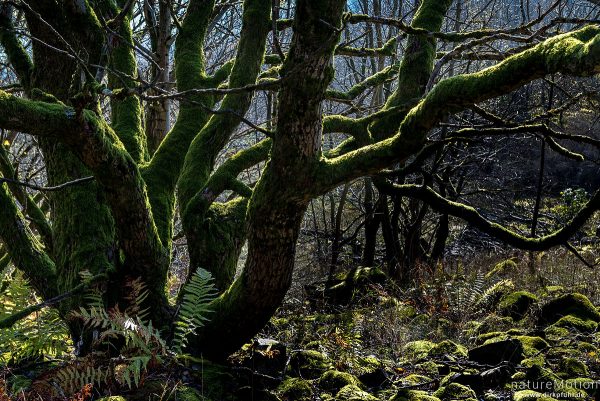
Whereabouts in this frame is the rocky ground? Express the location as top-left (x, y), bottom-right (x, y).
top-left (6, 267), bottom-right (600, 401)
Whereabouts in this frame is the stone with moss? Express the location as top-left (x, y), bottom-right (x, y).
top-left (469, 338), bottom-right (524, 365)
top-left (564, 378), bottom-right (599, 397)
top-left (427, 340), bottom-right (467, 359)
top-left (289, 350), bottom-right (332, 379)
top-left (97, 398), bottom-right (127, 401)
top-left (558, 358), bottom-right (589, 378)
top-left (319, 370), bottom-right (363, 392)
top-left (432, 383), bottom-right (477, 401)
top-left (335, 384), bottom-right (379, 401)
top-left (403, 340), bottom-right (435, 361)
top-left (390, 389), bottom-right (441, 401)
top-left (551, 314), bottom-right (599, 333)
top-left (521, 355), bottom-right (545, 368)
top-left (278, 377), bottom-right (312, 400)
top-left (356, 355), bottom-right (388, 388)
top-left (414, 361), bottom-right (440, 376)
top-left (539, 293), bottom-right (600, 326)
top-left (397, 374), bottom-right (432, 387)
top-left (498, 291), bottom-right (538, 320)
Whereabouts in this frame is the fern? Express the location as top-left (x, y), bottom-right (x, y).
top-left (0, 270), bottom-right (71, 363)
top-left (172, 268), bottom-right (217, 354)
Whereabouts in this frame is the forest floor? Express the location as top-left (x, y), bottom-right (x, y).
top-left (3, 256), bottom-right (600, 401)
top-left (155, 259), bottom-right (600, 401)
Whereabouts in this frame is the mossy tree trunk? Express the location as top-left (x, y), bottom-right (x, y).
top-left (1, 0), bottom-right (600, 360)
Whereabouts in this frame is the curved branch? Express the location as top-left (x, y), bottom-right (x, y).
top-left (378, 182), bottom-right (600, 252)
top-left (317, 25), bottom-right (600, 192)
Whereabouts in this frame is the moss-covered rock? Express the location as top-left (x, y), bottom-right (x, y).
top-left (335, 384), bottom-right (379, 401)
top-left (403, 340), bottom-right (435, 361)
top-left (558, 358), bottom-right (588, 378)
top-left (97, 398), bottom-right (127, 401)
top-left (539, 293), bottom-right (600, 326)
top-left (397, 374), bottom-right (432, 387)
top-left (278, 377), bottom-right (312, 400)
top-left (498, 291), bottom-right (538, 320)
top-left (432, 383), bottom-right (477, 401)
top-left (469, 338), bottom-right (524, 365)
top-left (390, 389), bottom-right (441, 401)
top-left (414, 361), bottom-right (440, 376)
top-left (551, 314), bottom-right (599, 333)
top-left (319, 370), bottom-right (363, 393)
top-left (356, 355), bottom-right (388, 388)
top-left (289, 350), bottom-right (331, 379)
top-left (564, 378), bottom-right (599, 398)
top-left (427, 340), bottom-right (467, 359)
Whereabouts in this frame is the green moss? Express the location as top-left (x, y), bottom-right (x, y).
top-left (390, 389), bottom-right (441, 401)
top-left (539, 293), bottom-right (600, 326)
top-left (521, 355), bottom-right (545, 368)
top-left (397, 374), bottom-right (432, 387)
top-left (552, 315), bottom-right (599, 333)
top-left (498, 291), bottom-right (538, 320)
top-left (427, 340), bottom-right (467, 359)
top-left (289, 350), bottom-right (332, 379)
top-left (319, 370), bottom-right (363, 392)
top-left (403, 341), bottom-right (435, 361)
top-left (278, 377), bottom-right (312, 400)
top-left (558, 358), bottom-right (589, 378)
top-left (335, 385), bottom-right (379, 401)
top-left (432, 383), bottom-right (476, 401)
top-left (414, 361), bottom-right (440, 376)
top-left (564, 378), bottom-right (599, 397)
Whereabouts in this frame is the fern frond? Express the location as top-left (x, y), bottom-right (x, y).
top-left (172, 268), bottom-right (217, 353)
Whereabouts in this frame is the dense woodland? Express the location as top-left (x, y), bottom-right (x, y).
top-left (2, 0), bottom-right (600, 400)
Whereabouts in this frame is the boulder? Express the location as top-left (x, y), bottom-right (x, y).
top-left (427, 340), bottom-right (468, 359)
top-left (278, 377), bottom-right (312, 400)
top-left (468, 339), bottom-right (524, 365)
top-left (538, 293), bottom-right (600, 326)
top-left (319, 370), bottom-right (363, 393)
top-left (402, 341), bottom-right (435, 361)
top-left (334, 384), bottom-right (379, 401)
top-left (390, 389), bottom-right (441, 401)
top-left (558, 358), bottom-right (588, 378)
top-left (432, 383), bottom-right (477, 401)
top-left (289, 350), bottom-right (331, 379)
top-left (498, 291), bottom-right (538, 320)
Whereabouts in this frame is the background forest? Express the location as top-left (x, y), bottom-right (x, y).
top-left (2, 0), bottom-right (600, 400)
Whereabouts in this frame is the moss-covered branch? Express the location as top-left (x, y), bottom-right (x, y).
top-left (0, 5), bottom-right (33, 90)
top-left (317, 25), bottom-right (600, 192)
top-left (325, 64), bottom-right (399, 101)
top-left (106, 1), bottom-right (147, 163)
top-left (0, 90), bottom-right (168, 310)
top-left (0, 173), bottom-right (57, 300)
top-left (0, 144), bottom-right (52, 248)
top-left (141, 0), bottom-right (216, 245)
top-left (177, 0), bottom-right (271, 214)
top-left (378, 181), bottom-right (600, 251)
top-left (326, 0), bottom-right (452, 158)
